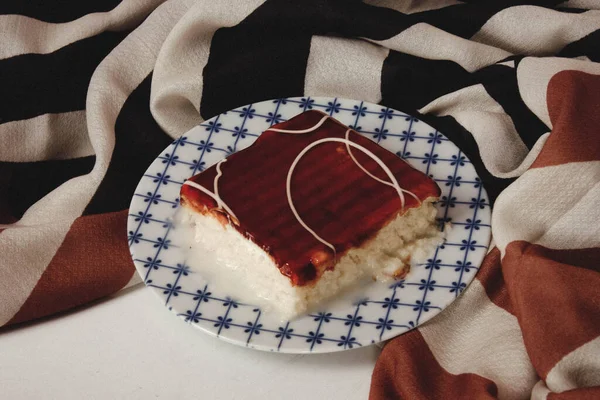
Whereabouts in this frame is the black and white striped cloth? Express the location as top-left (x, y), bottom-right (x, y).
top-left (1, 4), bottom-right (600, 396)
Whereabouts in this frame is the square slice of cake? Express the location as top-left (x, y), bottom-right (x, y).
top-left (180, 110), bottom-right (441, 319)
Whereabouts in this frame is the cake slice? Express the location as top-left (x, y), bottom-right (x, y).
top-left (180, 110), bottom-right (441, 318)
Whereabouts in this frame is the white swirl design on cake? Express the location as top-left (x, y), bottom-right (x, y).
top-left (267, 114), bottom-right (421, 254)
top-left (287, 137), bottom-right (413, 255)
top-left (267, 115), bottom-right (329, 134)
top-left (183, 159), bottom-right (239, 223)
top-left (344, 129), bottom-right (420, 203)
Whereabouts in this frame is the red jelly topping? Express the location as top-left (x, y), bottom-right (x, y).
top-left (180, 110), bottom-right (440, 286)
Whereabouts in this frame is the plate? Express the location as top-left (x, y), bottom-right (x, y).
top-left (127, 97), bottom-right (491, 353)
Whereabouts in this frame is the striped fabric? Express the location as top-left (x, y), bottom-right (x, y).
top-left (1, 1), bottom-right (598, 398)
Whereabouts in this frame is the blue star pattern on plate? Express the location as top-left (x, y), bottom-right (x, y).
top-left (127, 97), bottom-right (492, 353)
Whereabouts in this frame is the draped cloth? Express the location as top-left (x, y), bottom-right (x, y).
top-left (1, 1), bottom-right (599, 398)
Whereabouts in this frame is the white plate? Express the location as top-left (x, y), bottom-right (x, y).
top-left (127, 97), bottom-right (491, 353)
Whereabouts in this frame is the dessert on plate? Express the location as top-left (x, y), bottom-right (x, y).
top-left (180, 110), bottom-right (442, 319)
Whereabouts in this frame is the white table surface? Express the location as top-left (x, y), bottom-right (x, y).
top-left (0, 286), bottom-right (380, 400)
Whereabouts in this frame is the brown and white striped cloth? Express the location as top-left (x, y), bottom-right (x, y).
top-left (1, 1), bottom-right (599, 398)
